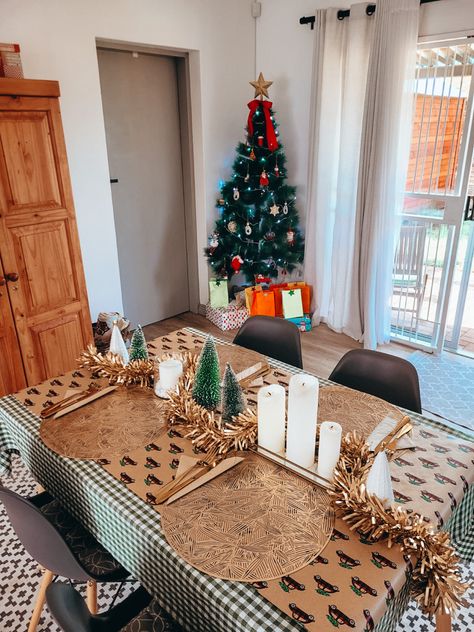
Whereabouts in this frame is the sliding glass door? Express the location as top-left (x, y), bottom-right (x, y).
top-left (391, 40), bottom-right (474, 352)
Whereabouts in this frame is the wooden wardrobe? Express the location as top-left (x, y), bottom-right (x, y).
top-left (0, 78), bottom-right (92, 396)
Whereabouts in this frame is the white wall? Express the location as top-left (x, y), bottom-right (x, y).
top-left (256, 0), bottom-right (474, 226)
top-left (0, 0), bottom-right (255, 316)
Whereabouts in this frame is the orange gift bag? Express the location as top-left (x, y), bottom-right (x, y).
top-left (251, 289), bottom-right (276, 317)
top-left (287, 282), bottom-right (312, 314)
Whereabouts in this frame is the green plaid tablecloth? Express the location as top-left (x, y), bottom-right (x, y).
top-left (0, 327), bottom-right (472, 632)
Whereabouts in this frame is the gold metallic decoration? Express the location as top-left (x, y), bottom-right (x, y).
top-left (78, 345), bottom-right (154, 387)
top-left (160, 452), bottom-right (334, 581)
top-left (165, 359), bottom-right (257, 456)
top-left (269, 203), bottom-right (280, 216)
top-left (249, 72), bottom-right (273, 99)
top-left (331, 432), bottom-right (468, 618)
top-left (40, 387), bottom-right (167, 459)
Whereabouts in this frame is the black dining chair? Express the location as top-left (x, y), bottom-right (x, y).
top-left (46, 582), bottom-right (181, 631)
top-left (0, 485), bottom-right (130, 632)
top-left (328, 349), bottom-right (422, 413)
top-left (233, 316), bottom-right (303, 369)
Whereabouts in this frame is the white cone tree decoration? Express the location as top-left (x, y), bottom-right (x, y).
top-left (365, 451), bottom-right (394, 507)
top-left (109, 321), bottom-right (129, 365)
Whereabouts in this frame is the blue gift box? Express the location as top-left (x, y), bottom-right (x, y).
top-left (286, 315), bottom-right (312, 332)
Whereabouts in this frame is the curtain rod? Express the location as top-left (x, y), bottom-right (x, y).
top-left (300, 0), bottom-right (439, 29)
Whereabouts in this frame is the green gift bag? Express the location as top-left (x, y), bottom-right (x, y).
top-left (209, 278), bottom-right (229, 308)
top-left (281, 288), bottom-right (303, 319)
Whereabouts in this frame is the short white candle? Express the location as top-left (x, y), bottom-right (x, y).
top-left (257, 384), bottom-right (286, 454)
top-left (157, 359), bottom-right (183, 393)
top-left (286, 374), bottom-right (319, 468)
top-left (317, 421), bottom-right (342, 481)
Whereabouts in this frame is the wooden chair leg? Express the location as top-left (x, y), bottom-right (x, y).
top-left (436, 611), bottom-right (452, 632)
top-left (28, 568), bottom-right (54, 632)
top-left (86, 579), bottom-right (98, 614)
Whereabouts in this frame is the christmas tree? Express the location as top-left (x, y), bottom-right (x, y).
top-left (192, 336), bottom-right (221, 410)
top-left (129, 324), bottom-right (148, 361)
top-left (221, 363), bottom-right (245, 423)
top-left (205, 73), bottom-right (304, 283)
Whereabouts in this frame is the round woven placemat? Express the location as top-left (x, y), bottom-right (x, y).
top-left (160, 452), bottom-right (334, 582)
top-left (318, 386), bottom-right (403, 436)
top-left (40, 387), bottom-right (166, 459)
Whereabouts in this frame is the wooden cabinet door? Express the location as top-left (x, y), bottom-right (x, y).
top-left (0, 257), bottom-right (26, 395)
top-left (0, 93), bottom-right (92, 385)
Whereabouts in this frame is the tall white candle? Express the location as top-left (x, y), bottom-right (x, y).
top-left (158, 359), bottom-right (183, 392)
top-left (317, 421), bottom-right (342, 481)
top-left (257, 384), bottom-right (286, 454)
top-left (286, 374), bottom-right (319, 468)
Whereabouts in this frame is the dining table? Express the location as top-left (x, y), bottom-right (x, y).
top-left (0, 326), bottom-right (472, 632)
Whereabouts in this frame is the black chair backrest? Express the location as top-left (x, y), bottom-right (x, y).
top-left (46, 583), bottom-right (151, 632)
top-left (328, 349), bottom-right (422, 413)
top-left (0, 487), bottom-right (91, 581)
top-left (233, 316), bottom-right (303, 369)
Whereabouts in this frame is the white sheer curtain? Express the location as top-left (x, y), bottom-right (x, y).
top-left (348, 0), bottom-right (419, 348)
top-left (304, 4), bottom-right (374, 332)
top-left (305, 0), bottom-right (419, 348)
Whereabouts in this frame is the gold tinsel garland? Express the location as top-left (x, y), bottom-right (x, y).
top-left (165, 358), bottom-right (258, 455)
top-left (77, 348), bottom-right (467, 617)
top-left (331, 432), bottom-right (468, 618)
top-left (78, 345), bottom-right (155, 387)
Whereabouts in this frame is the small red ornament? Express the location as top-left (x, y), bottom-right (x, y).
top-left (257, 135), bottom-right (264, 147)
top-left (260, 170), bottom-right (269, 186)
top-left (274, 165), bottom-right (280, 177)
top-left (231, 255), bottom-right (244, 272)
top-left (264, 231), bottom-right (275, 241)
top-left (249, 148), bottom-right (256, 160)
top-left (287, 229), bottom-right (295, 246)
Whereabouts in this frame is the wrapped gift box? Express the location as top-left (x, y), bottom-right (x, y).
top-left (206, 301), bottom-right (249, 331)
top-left (0, 43), bottom-right (23, 78)
top-left (286, 315), bottom-right (312, 332)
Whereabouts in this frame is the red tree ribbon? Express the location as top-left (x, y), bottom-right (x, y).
top-left (247, 99), bottom-right (278, 152)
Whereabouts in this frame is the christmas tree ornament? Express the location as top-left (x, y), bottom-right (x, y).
top-left (227, 220), bottom-right (238, 233)
top-left (264, 231), bottom-right (275, 241)
top-left (365, 451), bottom-right (394, 507)
top-left (192, 336), bottom-right (221, 410)
top-left (233, 187), bottom-right (240, 201)
top-left (129, 324), bottom-right (148, 362)
top-left (217, 197), bottom-right (225, 206)
top-left (274, 162), bottom-right (280, 177)
top-left (208, 232), bottom-right (219, 254)
top-left (221, 363), bottom-right (246, 424)
top-left (231, 254), bottom-right (244, 272)
top-left (109, 321), bottom-right (129, 365)
top-left (287, 229), bottom-right (295, 246)
top-left (257, 135), bottom-right (264, 147)
top-left (244, 222), bottom-right (252, 236)
top-left (244, 165), bottom-right (250, 182)
top-left (282, 202), bottom-right (289, 215)
top-left (249, 72), bottom-right (273, 99)
top-left (269, 203), bottom-right (280, 216)
top-left (249, 148), bottom-right (256, 161)
top-left (259, 170), bottom-right (269, 186)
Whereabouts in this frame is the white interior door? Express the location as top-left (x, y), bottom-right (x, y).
top-left (98, 48), bottom-right (190, 326)
top-left (391, 40), bottom-right (474, 352)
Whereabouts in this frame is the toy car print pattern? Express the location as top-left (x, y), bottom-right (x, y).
top-left (12, 327), bottom-right (473, 631)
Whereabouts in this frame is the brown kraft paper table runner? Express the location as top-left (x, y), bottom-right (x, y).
top-left (14, 328), bottom-right (474, 630)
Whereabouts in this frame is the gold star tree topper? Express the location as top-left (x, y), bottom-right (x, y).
top-left (250, 72), bottom-right (273, 99)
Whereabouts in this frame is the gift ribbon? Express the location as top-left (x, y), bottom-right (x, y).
top-left (247, 99), bottom-right (278, 152)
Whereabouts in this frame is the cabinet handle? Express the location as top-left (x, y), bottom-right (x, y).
top-left (5, 272), bottom-right (19, 282)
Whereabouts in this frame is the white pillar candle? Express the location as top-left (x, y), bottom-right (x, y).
top-left (157, 359), bottom-right (183, 393)
top-left (257, 384), bottom-right (286, 454)
top-left (286, 374), bottom-right (319, 468)
top-left (317, 421), bottom-right (342, 481)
